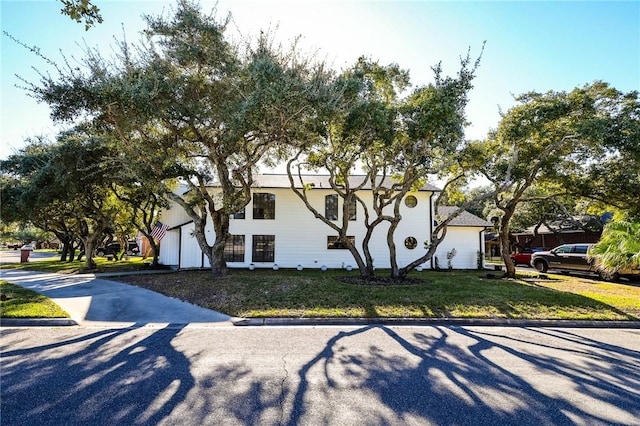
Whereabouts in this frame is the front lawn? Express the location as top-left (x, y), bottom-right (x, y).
top-left (0, 281), bottom-right (70, 319)
top-left (116, 269), bottom-right (640, 321)
top-left (0, 256), bottom-right (157, 274)
top-left (4, 258), bottom-right (639, 321)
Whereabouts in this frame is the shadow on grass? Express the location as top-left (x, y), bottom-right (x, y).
top-left (113, 269), bottom-right (640, 321)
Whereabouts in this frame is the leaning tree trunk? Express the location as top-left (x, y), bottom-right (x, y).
top-left (388, 221), bottom-right (401, 279)
top-left (83, 239), bottom-right (98, 270)
top-left (499, 204), bottom-right (518, 278)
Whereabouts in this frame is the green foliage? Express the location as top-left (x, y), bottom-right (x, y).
top-left (288, 48), bottom-right (485, 278)
top-left (23, 0), bottom-right (331, 276)
top-left (443, 185), bottom-right (494, 220)
top-left (59, 0), bottom-right (102, 30)
top-left (0, 128), bottom-right (136, 268)
top-left (589, 217), bottom-right (640, 273)
top-left (468, 82), bottom-right (640, 277)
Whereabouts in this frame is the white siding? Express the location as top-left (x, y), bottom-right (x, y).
top-left (180, 222), bottom-right (203, 269)
top-left (160, 200), bottom-right (191, 227)
top-left (435, 227), bottom-right (484, 269)
top-left (158, 184), bottom-right (484, 270)
top-left (225, 188), bottom-right (433, 269)
top-left (158, 229), bottom-right (180, 267)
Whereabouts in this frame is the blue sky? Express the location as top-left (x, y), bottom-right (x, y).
top-left (1, 0), bottom-right (638, 160)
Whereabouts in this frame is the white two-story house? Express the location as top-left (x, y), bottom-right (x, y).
top-left (158, 174), bottom-right (491, 270)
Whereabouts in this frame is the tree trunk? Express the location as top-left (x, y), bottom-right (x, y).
top-left (59, 236), bottom-right (72, 262)
top-left (347, 244), bottom-right (370, 277)
top-left (207, 211), bottom-right (229, 277)
top-left (83, 239), bottom-right (98, 270)
top-left (387, 216), bottom-right (402, 278)
top-left (499, 204), bottom-right (517, 278)
top-left (149, 238), bottom-right (161, 268)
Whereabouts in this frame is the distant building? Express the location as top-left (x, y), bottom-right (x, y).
top-left (512, 222), bottom-right (602, 250)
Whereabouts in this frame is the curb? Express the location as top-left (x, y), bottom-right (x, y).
top-left (3, 317), bottom-right (639, 329)
top-left (0, 318), bottom-right (78, 327)
top-left (232, 317), bottom-right (640, 328)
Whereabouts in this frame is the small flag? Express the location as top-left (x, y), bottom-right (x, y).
top-left (150, 221), bottom-right (169, 241)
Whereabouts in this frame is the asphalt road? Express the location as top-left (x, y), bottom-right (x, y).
top-left (0, 249), bottom-right (59, 263)
top-left (2, 325), bottom-right (639, 425)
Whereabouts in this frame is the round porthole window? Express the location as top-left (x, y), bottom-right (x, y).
top-left (404, 236), bottom-right (417, 249)
top-left (405, 195), bottom-right (417, 208)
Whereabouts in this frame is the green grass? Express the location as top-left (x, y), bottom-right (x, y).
top-left (0, 281), bottom-right (70, 318)
top-left (0, 255), bottom-right (153, 274)
top-left (4, 257), bottom-right (640, 321)
top-left (116, 269), bottom-right (640, 321)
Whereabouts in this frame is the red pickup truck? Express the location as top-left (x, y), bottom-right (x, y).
top-left (510, 248), bottom-right (546, 266)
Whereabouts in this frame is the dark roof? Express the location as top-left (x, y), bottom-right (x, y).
top-left (436, 206), bottom-right (493, 228)
top-left (220, 174), bottom-right (441, 192)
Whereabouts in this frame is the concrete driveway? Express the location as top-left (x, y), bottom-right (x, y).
top-left (0, 269), bottom-right (232, 327)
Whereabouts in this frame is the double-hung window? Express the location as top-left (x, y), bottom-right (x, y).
top-left (253, 193), bottom-right (276, 219)
top-left (224, 235), bottom-right (245, 262)
top-left (325, 194), bottom-right (338, 221)
top-left (252, 235), bottom-right (275, 262)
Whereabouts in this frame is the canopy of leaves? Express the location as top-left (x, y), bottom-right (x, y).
top-left (60, 0), bottom-right (102, 30)
top-left (22, 0), bottom-right (333, 275)
top-left (589, 217), bottom-right (640, 274)
top-left (463, 82), bottom-right (638, 277)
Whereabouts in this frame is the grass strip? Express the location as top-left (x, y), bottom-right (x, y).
top-left (0, 255), bottom-right (155, 274)
top-left (0, 281), bottom-right (69, 318)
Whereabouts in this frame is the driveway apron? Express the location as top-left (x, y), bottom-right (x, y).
top-left (0, 269), bottom-right (232, 327)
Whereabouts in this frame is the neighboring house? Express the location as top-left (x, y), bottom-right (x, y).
top-left (512, 223), bottom-right (601, 250)
top-left (158, 174), bottom-right (492, 270)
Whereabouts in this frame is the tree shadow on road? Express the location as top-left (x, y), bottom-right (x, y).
top-left (191, 325), bottom-right (640, 425)
top-left (4, 325), bottom-right (638, 425)
top-left (1, 324), bottom-right (194, 425)
top-left (284, 326), bottom-right (640, 425)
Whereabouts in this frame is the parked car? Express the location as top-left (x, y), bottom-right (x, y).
top-left (530, 243), bottom-right (640, 281)
top-left (510, 247), bottom-right (546, 266)
top-left (96, 242), bottom-right (140, 257)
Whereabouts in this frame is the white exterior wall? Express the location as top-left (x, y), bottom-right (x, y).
top-left (180, 222), bottom-right (204, 269)
top-left (158, 228), bottom-right (180, 266)
top-left (158, 186), bottom-right (484, 270)
top-left (435, 227), bottom-right (484, 269)
top-left (158, 187), bottom-right (435, 269)
top-left (223, 187), bottom-right (433, 269)
top-left (160, 199), bottom-right (191, 227)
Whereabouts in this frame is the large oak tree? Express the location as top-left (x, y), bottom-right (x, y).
top-left (26, 1), bottom-right (329, 276)
top-left (467, 82), bottom-right (639, 278)
top-left (287, 52), bottom-right (496, 279)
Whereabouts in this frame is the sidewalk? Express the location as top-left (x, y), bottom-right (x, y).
top-left (0, 269), bottom-right (233, 328)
